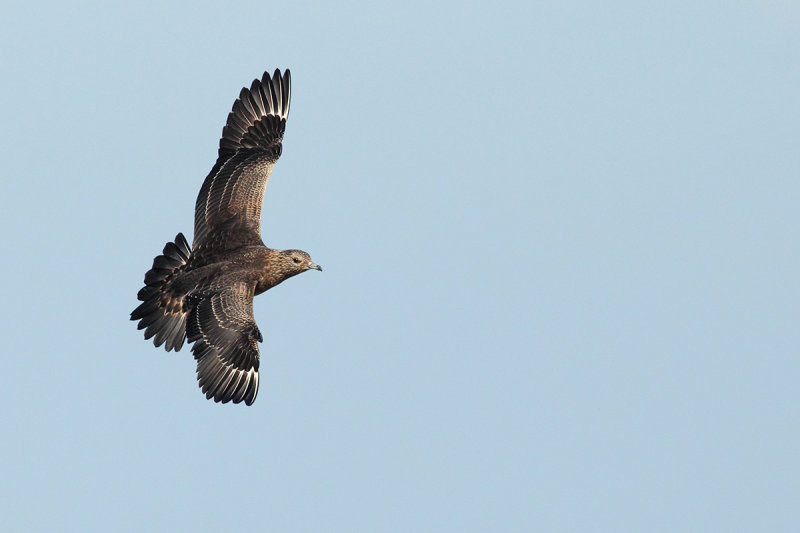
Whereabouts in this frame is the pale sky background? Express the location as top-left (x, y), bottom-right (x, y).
top-left (1, 1), bottom-right (798, 531)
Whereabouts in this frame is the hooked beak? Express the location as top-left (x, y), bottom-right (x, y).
top-left (309, 262), bottom-right (322, 272)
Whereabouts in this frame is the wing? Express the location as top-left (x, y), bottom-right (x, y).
top-left (186, 280), bottom-right (263, 405)
top-left (193, 69), bottom-right (291, 255)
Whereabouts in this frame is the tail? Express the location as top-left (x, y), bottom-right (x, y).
top-left (131, 233), bottom-right (192, 352)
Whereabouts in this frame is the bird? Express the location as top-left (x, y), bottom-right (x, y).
top-left (131, 69), bottom-right (320, 406)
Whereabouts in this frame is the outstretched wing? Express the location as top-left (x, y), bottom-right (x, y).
top-left (186, 280), bottom-right (263, 405)
top-left (193, 69), bottom-right (291, 256)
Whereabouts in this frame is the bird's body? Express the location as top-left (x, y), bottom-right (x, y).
top-left (131, 69), bottom-right (320, 406)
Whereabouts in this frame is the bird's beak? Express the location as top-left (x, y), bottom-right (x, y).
top-left (309, 262), bottom-right (322, 271)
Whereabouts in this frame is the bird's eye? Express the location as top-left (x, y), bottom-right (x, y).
top-left (293, 257), bottom-right (300, 264)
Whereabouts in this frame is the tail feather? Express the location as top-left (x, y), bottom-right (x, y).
top-left (131, 233), bottom-right (192, 352)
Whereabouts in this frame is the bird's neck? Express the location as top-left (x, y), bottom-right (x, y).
top-left (254, 248), bottom-right (292, 295)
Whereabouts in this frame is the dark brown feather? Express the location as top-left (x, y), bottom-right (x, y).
top-left (193, 69), bottom-right (290, 254)
top-left (130, 233), bottom-right (191, 352)
top-left (186, 281), bottom-right (261, 405)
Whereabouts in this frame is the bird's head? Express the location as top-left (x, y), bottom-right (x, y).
top-left (279, 249), bottom-right (322, 277)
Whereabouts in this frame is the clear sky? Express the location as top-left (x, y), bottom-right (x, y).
top-left (1, 1), bottom-right (798, 531)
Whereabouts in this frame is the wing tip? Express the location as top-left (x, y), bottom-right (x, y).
top-left (218, 68), bottom-right (291, 157)
top-left (196, 365), bottom-right (259, 406)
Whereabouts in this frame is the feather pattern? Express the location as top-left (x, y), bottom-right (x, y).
top-left (130, 233), bottom-right (192, 352)
top-left (193, 69), bottom-right (291, 256)
top-left (186, 281), bottom-right (262, 405)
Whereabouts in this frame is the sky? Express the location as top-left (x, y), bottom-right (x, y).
top-left (1, 1), bottom-right (798, 531)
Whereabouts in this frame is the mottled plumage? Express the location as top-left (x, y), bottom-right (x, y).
top-left (131, 70), bottom-right (320, 406)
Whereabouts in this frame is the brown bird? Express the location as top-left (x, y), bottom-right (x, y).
top-left (131, 69), bottom-right (320, 406)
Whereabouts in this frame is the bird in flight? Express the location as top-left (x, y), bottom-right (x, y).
top-left (131, 69), bottom-right (320, 406)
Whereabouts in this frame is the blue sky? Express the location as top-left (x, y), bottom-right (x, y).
top-left (1, 1), bottom-right (798, 531)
